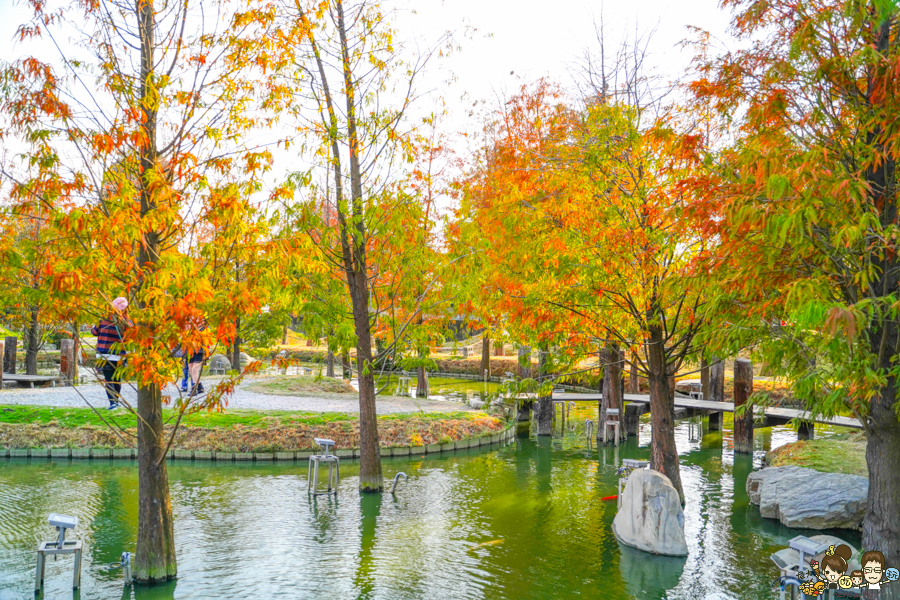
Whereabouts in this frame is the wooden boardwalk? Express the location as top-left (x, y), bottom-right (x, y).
top-left (550, 391), bottom-right (863, 430)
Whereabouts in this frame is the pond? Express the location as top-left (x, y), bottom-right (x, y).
top-left (0, 418), bottom-right (858, 600)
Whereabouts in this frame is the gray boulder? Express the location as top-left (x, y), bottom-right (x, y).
top-left (746, 466), bottom-right (867, 530)
top-left (612, 468), bottom-right (688, 557)
top-left (208, 354), bottom-right (231, 371)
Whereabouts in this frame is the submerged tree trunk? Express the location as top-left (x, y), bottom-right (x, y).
top-left (647, 324), bottom-right (683, 503)
top-left (602, 344), bottom-right (623, 442)
top-left (135, 384), bottom-right (177, 581)
top-left (536, 348), bottom-right (552, 436)
top-left (353, 312), bottom-right (382, 492)
top-left (24, 307), bottom-right (40, 375)
top-left (133, 0), bottom-right (176, 579)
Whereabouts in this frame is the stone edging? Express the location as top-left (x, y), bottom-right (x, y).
top-left (0, 425), bottom-right (517, 462)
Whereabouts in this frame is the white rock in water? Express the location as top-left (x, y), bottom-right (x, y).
top-left (746, 466), bottom-right (867, 530)
top-left (468, 399), bottom-right (485, 409)
top-left (612, 468), bottom-right (688, 557)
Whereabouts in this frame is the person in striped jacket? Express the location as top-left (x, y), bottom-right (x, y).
top-left (91, 297), bottom-right (130, 409)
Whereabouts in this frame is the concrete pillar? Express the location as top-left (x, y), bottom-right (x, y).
top-left (60, 339), bottom-right (76, 385)
top-left (708, 411), bottom-right (722, 431)
top-left (3, 336), bottom-right (16, 374)
top-left (733, 358), bottom-right (754, 454)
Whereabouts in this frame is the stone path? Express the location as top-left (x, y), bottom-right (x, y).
top-left (0, 376), bottom-right (474, 415)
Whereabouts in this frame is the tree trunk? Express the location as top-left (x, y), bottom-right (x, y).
top-left (862, 382), bottom-right (900, 600)
top-left (3, 336), bottom-right (16, 374)
top-left (709, 357), bottom-right (724, 402)
top-left (602, 344), bottom-right (623, 442)
top-left (536, 348), bottom-right (552, 436)
top-left (72, 322), bottom-right (80, 382)
top-left (231, 317), bottom-right (241, 371)
top-left (732, 358), bottom-right (754, 454)
top-left (135, 384), bottom-right (176, 582)
top-left (349, 273), bottom-right (382, 492)
top-left (517, 345), bottom-right (531, 379)
top-left (342, 349), bottom-right (352, 379)
top-left (493, 339), bottom-right (503, 356)
top-left (24, 307), bottom-right (40, 375)
top-left (628, 351), bottom-right (639, 394)
top-left (647, 324), bottom-right (683, 503)
top-left (481, 333), bottom-right (490, 378)
top-left (596, 349), bottom-right (605, 442)
top-left (416, 365), bottom-right (428, 397)
top-left (326, 350), bottom-right (335, 377)
top-left (700, 356), bottom-right (709, 400)
top-left (708, 356), bottom-right (724, 431)
top-left (861, 20), bottom-right (900, 596)
top-left (132, 0), bottom-right (176, 579)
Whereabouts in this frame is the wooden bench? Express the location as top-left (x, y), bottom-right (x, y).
top-left (1, 373), bottom-right (60, 388)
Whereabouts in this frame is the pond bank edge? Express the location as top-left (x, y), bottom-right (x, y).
top-left (0, 424), bottom-right (516, 461)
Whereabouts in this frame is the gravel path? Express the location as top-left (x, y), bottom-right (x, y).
top-left (0, 377), bottom-right (474, 415)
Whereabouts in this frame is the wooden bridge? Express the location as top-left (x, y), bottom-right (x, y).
top-left (549, 391), bottom-right (862, 439)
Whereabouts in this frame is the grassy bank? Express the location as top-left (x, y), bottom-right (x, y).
top-left (765, 432), bottom-right (867, 475)
top-left (245, 376), bottom-right (357, 396)
top-left (0, 405), bottom-right (504, 453)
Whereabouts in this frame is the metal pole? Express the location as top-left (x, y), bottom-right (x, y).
top-left (73, 546), bottom-right (82, 589)
top-left (35, 552), bottom-right (45, 592)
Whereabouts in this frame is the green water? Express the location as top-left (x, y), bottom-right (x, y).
top-left (0, 418), bottom-right (859, 600)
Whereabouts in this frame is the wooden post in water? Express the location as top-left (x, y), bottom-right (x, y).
top-left (536, 349), bottom-right (553, 436)
top-left (798, 421), bottom-right (815, 440)
top-left (733, 358), bottom-right (754, 453)
top-left (708, 357), bottom-right (725, 430)
top-left (60, 339), bottom-right (76, 386)
top-left (3, 336), bottom-right (16, 374)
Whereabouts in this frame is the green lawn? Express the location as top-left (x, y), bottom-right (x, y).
top-left (0, 404), bottom-right (503, 452)
top-left (765, 432), bottom-right (867, 475)
top-left (0, 404), bottom-right (475, 429)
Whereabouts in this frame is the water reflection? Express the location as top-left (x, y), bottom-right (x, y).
top-left (0, 417), bottom-right (861, 600)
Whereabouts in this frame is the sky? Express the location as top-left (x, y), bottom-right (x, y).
top-left (0, 0), bottom-right (738, 201)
